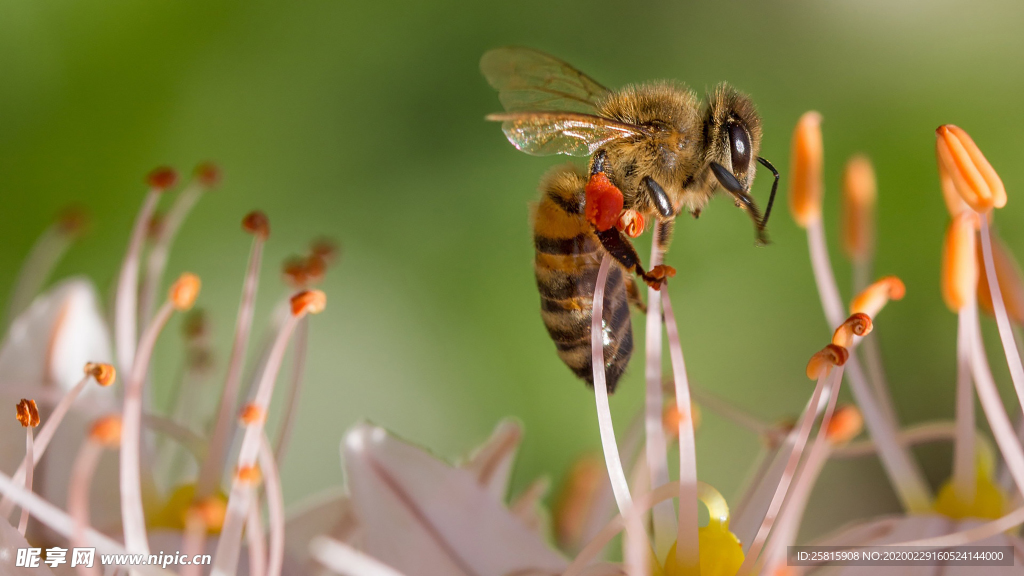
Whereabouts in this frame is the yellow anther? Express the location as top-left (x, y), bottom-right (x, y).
top-left (841, 155), bottom-right (876, 262)
top-left (935, 124), bottom-right (1006, 213)
top-left (84, 362), bottom-right (116, 387)
top-left (170, 273), bottom-right (201, 311)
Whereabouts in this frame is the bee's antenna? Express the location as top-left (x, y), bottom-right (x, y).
top-left (756, 156), bottom-right (780, 229)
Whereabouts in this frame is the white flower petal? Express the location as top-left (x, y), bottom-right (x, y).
top-left (460, 419), bottom-right (522, 500)
top-left (285, 488), bottom-right (362, 565)
top-left (0, 520), bottom-right (56, 576)
top-left (809, 514), bottom-right (1024, 575)
top-left (342, 423), bottom-right (567, 576)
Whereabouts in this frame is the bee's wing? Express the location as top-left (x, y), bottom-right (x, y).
top-left (487, 112), bottom-right (647, 157)
top-left (481, 47), bottom-right (610, 114)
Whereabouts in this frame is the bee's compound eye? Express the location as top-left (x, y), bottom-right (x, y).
top-left (729, 122), bottom-right (751, 173)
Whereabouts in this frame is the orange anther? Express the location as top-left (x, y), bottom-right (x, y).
top-left (236, 465), bottom-right (262, 485)
top-left (935, 125), bottom-right (1006, 213)
top-left (850, 276), bottom-right (905, 318)
top-left (942, 212), bottom-right (980, 312)
top-left (189, 496), bottom-right (227, 530)
top-left (194, 162), bottom-right (222, 188)
top-left (290, 290), bottom-right (326, 317)
top-left (147, 167), bottom-right (179, 191)
top-left (310, 238), bottom-right (340, 264)
top-left (84, 362), bottom-right (117, 387)
top-left (90, 416), bottom-right (123, 447)
top-left (831, 313), bottom-right (873, 348)
top-left (841, 155), bottom-right (876, 262)
top-left (282, 256), bottom-right (309, 288)
top-left (806, 344), bottom-right (849, 380)
top-left (170, 273), bottom-right (201, 311)
top-left (239, 404), bottom-right (265, 425)
top-left (788, 112), bottom-right (824, 228)
top-left (662, 403), bottom-right (702, 437)
top-left (242, 211), bottom-right (270, 240)
top-left (15, 399), bottom-right (39, 428)
top-left (826, 405), bottom-right (864, 445)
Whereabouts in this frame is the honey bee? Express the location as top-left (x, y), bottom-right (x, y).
top-left (481, 47), bottom-right (778, 392)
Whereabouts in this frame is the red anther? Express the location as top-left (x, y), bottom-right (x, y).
top-left (194, 162), bottom-right (222, 187)
top-left (291, 290), bottom-right (327, 316)
top-left (616, 210), bottom-right (645, 238)
top-left (283, 256), bottom-right (309, 287)
top-left (305, 254), bottom-right (327, 285)
top-left (584, 172), bottom-right (624, 232)
top-left (147, 167), bottom-right (179, 191)
top-left (242, 211), bottom-right (270, 240)
top-left (310, 238), bottom-right (340, 264)
top-left (56, 205), bottom-right (90, 237)
top-left (15, 399), bottom-right (39, 428)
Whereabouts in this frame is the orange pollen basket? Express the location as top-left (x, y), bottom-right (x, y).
top-left (616, 210), bottom-right (645, 238)
top-left (15, 399), bottom-right (39, 428)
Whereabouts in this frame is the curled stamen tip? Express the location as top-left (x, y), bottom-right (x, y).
top-left (170, 273), bottom-right (201, 311)
top-left (84, 362), bottom-right (116, 387)
top-left (831, 313), bottom-right (873, 347)
top-left (935, 124), bottom-right (1006, 212)
top-left (190, 496), bottom-right (228, 530)
top-left (788, 111), bottom-right (824, 228)
top-left (806, 344), bottom-right (849, 379)
top-left (850, 276), bottom-right (905, 317)
top-left (15, 399), bottom-right (39, 428)
top-left (90, 416), bottom-right (122, 446)
top-left (194, 162), bottom-right (222, 188)
top-left (239, 403), bottom-right (265, 425)
top-left (826, 405), bottom-right (863, 445)
top-left (242, 210), bottom-right (270, 240)
top-left (291, 289), bottom-right (327, 316)
top-left (147, 166), bottom-right (179, 191)
top-left (841, 155), bottom-right (876, 261)
top-left (236, 465), bottom-right (262, 485)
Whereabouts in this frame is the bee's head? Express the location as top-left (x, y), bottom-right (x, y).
top-left (703, 84), bottom-right (777, 245)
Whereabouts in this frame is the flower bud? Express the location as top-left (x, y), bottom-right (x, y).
top-left (941, 213), bottom-right (979, 312)
top-left (935, 125), bottom-right (1006, 213)
top-left (841, 155), bottom-right (876, 262)
top-left (789, 112), bottom-right (824, 228)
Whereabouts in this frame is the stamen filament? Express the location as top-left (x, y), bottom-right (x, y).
top-left (690, 386), bottom-right (771, 437)
top-left (978, 217), bottom-right (1024, 412)
top-left (246, 500), bottom-right (267, 576)
top-left (887, 504), bottom-right (1024, 548)
top-left (274, 316), bottom-right (309, 462)
top-left (661, 288), bottom-right (700, 570)
top-left (198, 226), bottom-right (267, 497)
top-left (5, 214), bottom-right (81, 328)
top-left (644, 224), bottom-right (676, 557)
top-left (115, 187), bottom-right (163, 375)
top-left (969, 301), bottom-right (1024, 495)
top-left (260, 434), bottom-right (285, 576)
top-left (589, 254), bottom-right (633, 516)
top-left (832, 420), bottom-right (987, 459)
top-left (737, 364), bottom-right (843, 576)
top-left (212, 291), bottom-right (322, 576)
top-left (953, 305), bottom-right (977, 502)
top-left (311, 537), bottom-right (406, 576)
top-left (69, 439), bottom-right (106, 576)
top-left (120, 299), bottom-right (179, 557)
top-left (18, 428), bottom-right (34, 535)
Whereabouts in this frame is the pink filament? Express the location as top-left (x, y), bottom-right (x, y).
top-left (68, 440), bottom-right (104, 576)
top-left (260, 434), bottom-right (286, 576)
top-left (17, 429), bottom-right (34, 535)
top-left (115, 188), bottom-right (161, 376)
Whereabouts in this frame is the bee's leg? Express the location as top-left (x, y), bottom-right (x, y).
top-left (596, 228), bottom-right (676, 290)
top-left (655, 219), bottom-right (675, 253)
top-left (584, 150), bottom-right (624, 232)
top-left (625, 275), bottom-right (647, 315)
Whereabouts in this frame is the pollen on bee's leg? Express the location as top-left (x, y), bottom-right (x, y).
top-left (584, 172), bottom-right (624, 231)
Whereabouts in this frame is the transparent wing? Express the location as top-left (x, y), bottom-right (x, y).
top-left (487, 112), bottom-right (646, 157)
top-left (480, 47), bottom-right (610, 114)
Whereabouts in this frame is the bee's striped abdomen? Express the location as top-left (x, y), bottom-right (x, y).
top-left (532, 165), bottom-right (633, 392)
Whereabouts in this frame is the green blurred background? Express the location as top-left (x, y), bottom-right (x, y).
top-left (2, 0), bottom-right (1023, 539)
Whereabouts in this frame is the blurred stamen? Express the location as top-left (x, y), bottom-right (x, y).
top-left (841, 155), bottom-right (876, 267)
top-left (788, 111), bottom-right (824, 228)
top-left (643, 223), bottom-right (676, 557)
top-left (139, 163), bottom-right (219, 326)
top-left (246, 499), bottom-right (267, 576)
top-left (311, 537), bottom-right (406, 576)
top-left (935, 125), bottom-right (1006, 213)
top-left (69, 416), bottom-right (121, 576)
top-left (116, 167), bottom-right (177, 375)
top-left (274, 316), bottom-right (309, 462)
top-left (198, 211), bottom-right (269, 498)
top-left (260, 434), bottom-right (285, 576)
top-left (120, 272), bottom-right (199, 557)
top-left (977, 232), bottom-right (1024, 324)
top-left (978, 217), bottom-right (1024, 417)
top-left (210, 290), bottom-right (325, 576)
top-left (662, 287), bottom-right (700, 569)
top-left (948, 213), bottom-right (980, 503)
top-left (5, 207), bottom-right (88, 328)
top-left (15, 399), bottom-right (39, 535)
